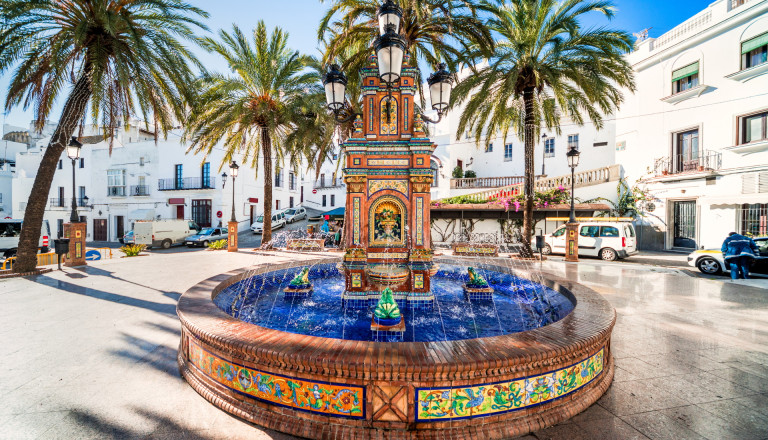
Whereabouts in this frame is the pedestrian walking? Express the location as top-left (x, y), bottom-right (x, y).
top-left (721, 232), bottom-right (759, 280)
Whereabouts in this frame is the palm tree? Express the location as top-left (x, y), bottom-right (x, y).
top-left (184, 22), bottom-right (317, 246)
top-left (319, 0), bottom-right (493, 107)
top-left (452, 0), bottom-right (635, 256)
top-left (0, 0), bottom-right (207, 273)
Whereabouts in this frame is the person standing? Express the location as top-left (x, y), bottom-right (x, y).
top-left (721, 232), bottom-right (759, 280)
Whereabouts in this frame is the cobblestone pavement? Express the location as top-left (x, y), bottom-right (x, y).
top-left (0, 250), bottom-right (766, 439)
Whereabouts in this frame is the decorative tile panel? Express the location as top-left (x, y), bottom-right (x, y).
top-left (353, 158), bottom-right (361, 165)
top-left (351, 273), bottom-right (362, 288)
top-left (414, 273), bottom-right (424, 289)
top-left (368, 179), bottom-right (408, 196)
top-left (416, 157), bottom-right (424, 165)
top-left (380, 97), bottom-right (398, 135)
top-left (367, 252), bottom-right (408, 259)
top-left (416, 197), bottom-right (424, 245)
top-left (416, 348), bottom-right (604, 421)
top-left (353, 197), bottom-right (361, 245)
top-left (367, 159), bottom-right (409, 167)
top-left (404, 98), bottom-right (409, 131)
top-left (369, 98), bottom-right (374, 132)
top-left (188, 337), bottom-right (365, 419)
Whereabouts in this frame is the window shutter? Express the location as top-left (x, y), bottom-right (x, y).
top-left (743, 173), bottom-right (756, 194)
top-left (742, 33), bottom-right (768, 54)
top-left (671, 62), bottom-right (699, 82)
top-left (759, 172), bottom-right (768, 193)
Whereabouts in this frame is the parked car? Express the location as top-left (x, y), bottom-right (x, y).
top-left (120, 230), bottom-right (135, 245)
top-left (250, 213), bottom-right (286, 234)
top-left (537, 221), bottom-right (638, 261)
top-left (185, 227), bottom-right (227, 247)
top-left (687, 236), bottom-right (768, 277)
top-left (0, 218), bottom-right (52, 258)
top-left (134, 219), bottom-right (200, 249)
top-left (283, 207), bottom-right (307, 223)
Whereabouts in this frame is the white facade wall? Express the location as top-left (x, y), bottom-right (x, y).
top-left (616, 0), bottom-right (768, 250)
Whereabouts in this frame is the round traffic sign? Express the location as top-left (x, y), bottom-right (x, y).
top-left (312, 189), bottom-right (317, 194)
top-left (216, 211), bottom-right (223, 218)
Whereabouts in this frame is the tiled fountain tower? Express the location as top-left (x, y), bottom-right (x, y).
top-left (341, 56), bottom-right (436, 307)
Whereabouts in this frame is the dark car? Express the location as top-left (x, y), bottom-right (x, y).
top-left (185, 227), bottom-right (227, 247)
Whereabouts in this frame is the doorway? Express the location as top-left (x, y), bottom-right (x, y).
top-left (115, 216), bottom-right (124, 240)
top-left (176, 205), bottom-right (185, 219)
top-left (93, 219), bottom-right (108, 241)
top-left (250, 205), bottom-right (255, 225)
top-left (672, 201), bottom-right (697, 249)
top-left (674, 129), bottom-right (699, 173)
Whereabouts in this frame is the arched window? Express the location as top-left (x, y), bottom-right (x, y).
top-left (430, 160), bottom-right (439, 187)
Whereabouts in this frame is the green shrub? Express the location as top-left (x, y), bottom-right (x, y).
top-left (463, 170), bottom-right (477, 178)
top-left (207, 239), bottom-right (227, 250)
top-left (119, 244), bottom-right (146, 257)
top-left (452, 166), bottom-right (464, 178)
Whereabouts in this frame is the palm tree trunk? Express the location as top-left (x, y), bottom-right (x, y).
top-left (521, 87), bottom-right (535, 258)
top-left (14, 71), bottom-right (92, 273)
top-left (260, 127), bottom-right (273, 247)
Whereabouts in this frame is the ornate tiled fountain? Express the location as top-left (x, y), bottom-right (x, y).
top-left (177, 2), bottom-right (616, 438)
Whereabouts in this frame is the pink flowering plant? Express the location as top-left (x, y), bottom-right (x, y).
top-left (492, 186), bottom-right (570, 212)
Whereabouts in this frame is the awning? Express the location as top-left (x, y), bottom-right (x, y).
top-left (672, 62), bottom-right (699, 82)
top-left (742, 33), bottom-right (768, 54)
top-left (323, 207), bottom-right (345, 219)
top-left (168, 198), bottom-right (185, 205)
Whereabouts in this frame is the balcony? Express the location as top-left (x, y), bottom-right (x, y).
top-left (158, 177), bottom-right (216, 191)
top-left (107, 186), bottom-right (126, 197)
top-left (451, 175), bottom-right (525, 190)
top-left (313, 178), bottom-right (344, 189)
top-left (49, 198), bottom-right (66, 208)
top-left (653, 150), bottom-right (722, 176)
top-left (48, 198), bottom-right (90, 208)
top-left (130, 185), bottom-right (150, 196)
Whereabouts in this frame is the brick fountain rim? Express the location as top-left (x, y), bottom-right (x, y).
top-left (177, 256), bottom-right (616, 439)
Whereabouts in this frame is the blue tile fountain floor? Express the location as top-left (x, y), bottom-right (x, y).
top-left (213, 264), bottom-right (574, 342)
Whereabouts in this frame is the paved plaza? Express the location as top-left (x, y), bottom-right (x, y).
top-left (1, 251), bottom-right (767, 440)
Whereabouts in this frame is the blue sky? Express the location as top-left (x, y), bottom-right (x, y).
top-left (1, 0), bottom-right (712, 129)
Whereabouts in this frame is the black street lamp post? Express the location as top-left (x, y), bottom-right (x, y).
top-left (566, 146), bottom-right (581, 223)
top-left (229, 161), bottom-right (239, 222)
top-left (66, 137), bottom-right (83, 223)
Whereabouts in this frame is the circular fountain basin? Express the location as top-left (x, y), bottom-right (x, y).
top-left (177, 257), bottom-right (615, 439)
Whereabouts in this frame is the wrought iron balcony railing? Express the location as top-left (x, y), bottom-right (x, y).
top-left (107, 186), bottom-right (126, 197)
top-left (157, 177), bottom-right (216, 191)
top-left (49, 198), bottom-right (66, 208)
top-left (130, 185), bottom-right (150, 196)
top-left (654, 150), bottom-right (722, 176)
top-left (313, 178), bottom-right (344, 189)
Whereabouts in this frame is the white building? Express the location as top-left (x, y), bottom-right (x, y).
top-left (427, 66), bottom-right (618, 202)
top-left (616, 0), bottom-right (768, 250)
top-left (8, 121), bottom-right (304, 242)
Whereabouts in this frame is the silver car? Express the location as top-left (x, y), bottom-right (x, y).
top-left (185, 227), bottom-right (227, 247)
top-left (283, 207), bottom-right (307, 223)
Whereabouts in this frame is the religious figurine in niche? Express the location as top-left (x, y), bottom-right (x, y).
top-left (380, 96), bottom-right (397, 134)
top-left (373, 202), bottom-right (402, 243)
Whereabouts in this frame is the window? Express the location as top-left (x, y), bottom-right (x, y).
top-left (275, 169), bottom-right (282, 188)
top-left (1, 221), bottom-right (21, 237)
top-left (289, 197), bottom-right (294, 208)
top-left (580, 226), bottom-right (599, 237)
top-left (58, 187), bottom-right (65, 206)
top-left (331, 195), bottom-right (335, 207)
top-left (58, 160), bottom-right (62, 170)
top-left (740, 111), bottom-right (767, 144)
top-left (191, 199), bottom-right (212, 228)
top-left (140, 157), bottom-right (145, 166)
top-left (320, 173), bottom-right (326, 187)
top-left (568, 135), bottom-right (579, 150)
top-left (107, 169), bottom-right (126, 196)
top-left (624, 225), bottom-right (636, 238)
top-left (544, 138), bottom-right (555, 157)
top-left (430, 160), bottom-right (439, 188)
top-left (289, 172), bottom-right (296, 190)
top-left (675, 129), bottom-right (699, 173)
top-left (600, 226), bottom-right (619, 237)
top-left (485, 143), bottom-right (493, 153)
top-left (57, 219), bottom-right (64, 238)
top-left (741, 33), bottom-right (768, 70)
top-left (552, 227), bottom-right (566, 237)
top-left (740, 203), bottom-right (767, 237)
top-left (79, 158), bottom-right (84, 168)
top-left (322, 195), bottom-right (327, 207)
top-left (201, 162), bottom-right (210, 188)
top-left (174, 164), bottom-right (183, 189)
top-left (78, 186), bottom-right (86, 206)
top-left (672, 62), bottom-right (699, 93)
top-left (504, 144), bottom-right (513, 161)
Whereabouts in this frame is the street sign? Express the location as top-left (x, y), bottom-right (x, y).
top-left (85, 250), bottom-right (101, 261)
top-left (312, 189), bottom-right (317, 194)
top-left (216, 211), bottom-right (223, 218)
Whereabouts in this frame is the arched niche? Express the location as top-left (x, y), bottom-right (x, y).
top-left (368, 195), bottom-right (407, 247)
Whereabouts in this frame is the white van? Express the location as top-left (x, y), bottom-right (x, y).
top-left (539, 221), bottom-right (637, 261)
top-left (134, 219), bottom-right (200, 249)
top-left (0, 218), bottom-right (52, 259)
top-left (250, 212), bottom-right (286, 234)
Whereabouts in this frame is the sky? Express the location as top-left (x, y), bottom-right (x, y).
top-left (1, 0), bottom-right (713, 130)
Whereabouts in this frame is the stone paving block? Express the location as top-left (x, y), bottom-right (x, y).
top-left (660, 404), bottom-right (758, 440)
top-left (698, 399), bottom-right (768, 439)
top-left (575, 415), bottom-right (650, 440)
top-left (621, 410), bottom-right (707, 440)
